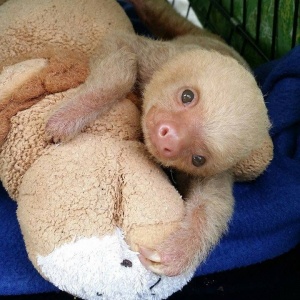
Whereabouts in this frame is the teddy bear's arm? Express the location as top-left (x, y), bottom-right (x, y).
top-left (45, 34), bottom-right (137, 143)
top-left (139, 171), bottom-right (234, 276)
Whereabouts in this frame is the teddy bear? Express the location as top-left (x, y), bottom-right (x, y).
top-left (0, 1), bottom-right (198, 298)
top-left (0, 55), bottom-right (196, 299)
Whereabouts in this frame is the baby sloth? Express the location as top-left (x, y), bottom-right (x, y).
top-left (45, 0), bottom-right (272, 276)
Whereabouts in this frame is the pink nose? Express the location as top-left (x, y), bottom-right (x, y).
top-left (154, 123), bottom-right (182, 158)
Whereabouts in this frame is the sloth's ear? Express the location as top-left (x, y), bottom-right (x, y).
top-left (232, 136), bottom-right (273, 181)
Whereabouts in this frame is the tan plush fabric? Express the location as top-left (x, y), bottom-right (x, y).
top-left (0, 92), bottom-right (184, 263)
top-left (0, 0), bottom-right (134, 152)
top-left (0, 53), bottom-right (89, 146)
top-left (0, 0), bottom-right (134, 65)
top-left (0, 89), bottom-right (139, 200)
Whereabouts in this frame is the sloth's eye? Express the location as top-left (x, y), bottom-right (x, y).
top-left (192, 155), bottom-right (206, 167)
top-left (181, 89), bottom-right (194, 104)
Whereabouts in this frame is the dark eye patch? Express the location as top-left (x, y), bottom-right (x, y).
top-left (181, 89), bottom-right (194, 104)
top-left (192, 155), bottom-right (206, 167)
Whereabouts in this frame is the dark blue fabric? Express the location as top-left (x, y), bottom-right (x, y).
top-left (1, 1), bottom-right (299, 295)
top-left (0, 186), bottom-right (58, 294)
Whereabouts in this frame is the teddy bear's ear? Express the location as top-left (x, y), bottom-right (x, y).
top-left (232, 135), bottom-right (274, 181)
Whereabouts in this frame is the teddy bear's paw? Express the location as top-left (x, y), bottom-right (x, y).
top-left (37, 228), bottom-right (193, 300)
top-left (138, 226), bottom-right (203, 277)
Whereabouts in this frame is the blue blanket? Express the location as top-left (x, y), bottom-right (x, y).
top-left (0, 2), bottom-right (299, 295)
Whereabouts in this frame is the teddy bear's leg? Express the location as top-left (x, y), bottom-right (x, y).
top-left (111, 142), bottom-right (195, 298)
top-left (17, 135), bottom-right (122, 260)
top-left (117, 142), bottom-right (185, 252)
top-left (16, 135), bottom-right (126, 299)
top-left (45, 34), bottom-right (138, 144)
